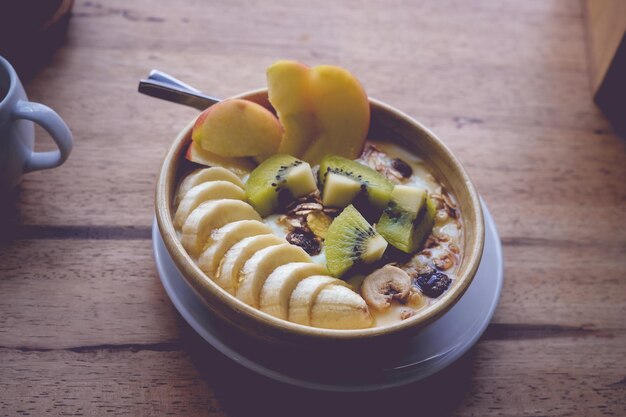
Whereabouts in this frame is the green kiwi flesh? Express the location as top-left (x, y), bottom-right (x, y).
top-left (318, 155), bottom-right (393, 210)
top-left (377, 185), bottom-right (436, 253)
top-left (246, 154), bottom-right (317, 216)
top-left (325, 205), bottom-right (388, 277)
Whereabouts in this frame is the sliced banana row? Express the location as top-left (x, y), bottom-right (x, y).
top-left (174, 167), bottom-right (373, 330)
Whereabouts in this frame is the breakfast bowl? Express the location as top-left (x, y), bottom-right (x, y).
top-left (155, 87), bottom-right (484, 352)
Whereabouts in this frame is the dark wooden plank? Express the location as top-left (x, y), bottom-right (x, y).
top-left (0, 332), bottom-right (624, 416)
top-left (0, 240), bottom-right (181, 349)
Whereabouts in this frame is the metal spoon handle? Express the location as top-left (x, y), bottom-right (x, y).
top-left (138, 70), bottom-right (221, 111)
top-left (147, 69), bottom-right (204, 94)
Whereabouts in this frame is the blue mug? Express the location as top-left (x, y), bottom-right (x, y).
top-left (0, 55), bottom-right (72, 189)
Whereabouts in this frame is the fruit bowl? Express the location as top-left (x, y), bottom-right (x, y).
top-left (155, 88), bottom-right (484, 348)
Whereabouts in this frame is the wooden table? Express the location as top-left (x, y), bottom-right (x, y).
top-left (1, 1), bottom-right (625, 415)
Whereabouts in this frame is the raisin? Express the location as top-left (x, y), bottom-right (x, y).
top-left (415, 270), bottom-right (451, 298)
top-left (286, 229), bottom-right (321, 255)
top-left (391, 158), bottom-right (413, 178)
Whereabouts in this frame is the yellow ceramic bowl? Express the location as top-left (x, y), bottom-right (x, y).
top-left (156, 89), bottom-right (484, 348)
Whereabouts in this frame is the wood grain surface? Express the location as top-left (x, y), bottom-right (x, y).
top-left (1, 0), bottom-right (625, 416)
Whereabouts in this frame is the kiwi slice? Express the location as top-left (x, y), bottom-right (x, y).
top-left (319, 155), bottom-right (393, 210)
top-left (325, 205), bottom-right (388, 277)
top-left (376, 185), bottom-right (436, 253)
top-left (246, 154), bottom-right (317, 216)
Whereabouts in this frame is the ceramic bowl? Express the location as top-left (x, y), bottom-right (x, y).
top-left (156, 89), bottom-right (484, 349)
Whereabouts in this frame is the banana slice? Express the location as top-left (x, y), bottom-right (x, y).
top-left (197, 220), bottom-right (272, 276)
top-left (260, 262), bottom-right (328, 319)
top-left (288, 275), bottom-right (347, 325)
top-left (181, 199), bottom-right (260, 257)
top-left (236, 244), bottom-right (312, 308)
top-left (215, 234), bottom-right (286, 294)
top-left (174, 181), bottom-right (246, 228)
top-left (311, 284), bottom-right (372, 329)
top-left (175, 167), bottom-right (245, 206)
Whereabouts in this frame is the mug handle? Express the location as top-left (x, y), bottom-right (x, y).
top-left (11, 100), bottom-right (73, 173)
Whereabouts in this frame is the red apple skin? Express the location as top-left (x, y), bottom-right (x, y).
top-left (191, 99), bottom-right (283, 157)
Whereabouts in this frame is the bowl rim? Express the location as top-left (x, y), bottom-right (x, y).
top-left (156, 88), bottom-right (485, 341)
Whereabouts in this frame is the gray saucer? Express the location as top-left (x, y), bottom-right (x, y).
top-left (152, 200), bottom-right (503, 392)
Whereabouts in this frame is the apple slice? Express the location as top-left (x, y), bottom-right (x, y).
top-left (186, 141), bottom-right (255, 177)
top-left (192, 99), bottom-right (282, 157)
top-left (266, 61), bottom-right (370, 165)
top-left (260, 262), bottom-right (328, 320)
top-left (197, 220), bottom-right (272, 276)
top-left (267, 60), bottom-right (315, 157)
top-left (215, 234), bottom-right (286, 294)
top-left (302, 65), bottom-right (370, 164)
top-left (176, 167), bottom-right (245, 206)
top-left (288, 275), bottom-right (346, 326)
top-left (174, 181), bottom-right (246, 228)
top-left (181, 199), bottom-right (260, 257)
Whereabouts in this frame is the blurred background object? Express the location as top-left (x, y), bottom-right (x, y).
top-left (584, 0), bottom-right (626, 136)
top-left (0, 0), bottom-right (74, 81)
